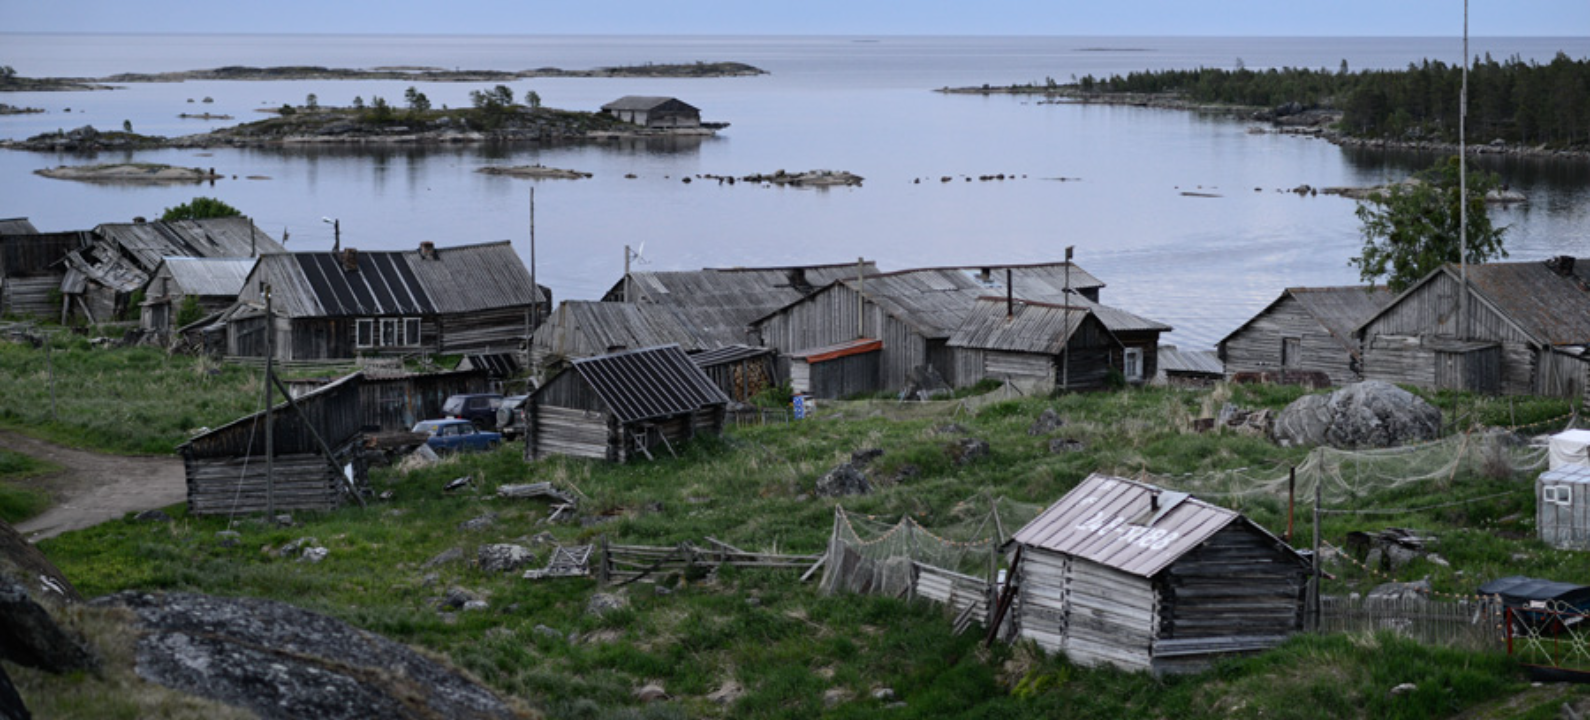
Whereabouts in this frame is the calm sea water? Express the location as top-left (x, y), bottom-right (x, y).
top-left (3, 35), bottom-right (1587, 348)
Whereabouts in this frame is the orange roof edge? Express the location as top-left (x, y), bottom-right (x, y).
top-left (792, 338), bottom-right (882, 363)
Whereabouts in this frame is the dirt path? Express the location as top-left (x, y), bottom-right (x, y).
top-left (1, 430), bottom-right (184, 542)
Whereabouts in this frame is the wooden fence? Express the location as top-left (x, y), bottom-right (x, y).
top-left (914, 562), bottom-right (993, 636)
top-left (596, 536), bottom-right (823, 586)
top-left (1318, 594), bottom-right (1505, 652)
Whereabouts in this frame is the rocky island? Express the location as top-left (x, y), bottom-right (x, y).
top-left (476, 164), bottom-right (593, 179)
top-left (34, 163), bottom-right (224, 184)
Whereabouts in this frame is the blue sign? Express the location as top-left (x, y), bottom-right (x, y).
top-left (793, 394), bottom-right (807, 419)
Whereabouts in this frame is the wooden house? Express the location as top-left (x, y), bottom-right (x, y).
top-left (1354, 257), bottom-right (1590, 397)
top-left (1538, 463), bottom-right (1590, 551)
top-left (530, 300), bottom-right (712, 374)
top-left (946, 298), bottom-right (1123, 392)
top-left (1003, 474), bottom-right (1310, 675)
top-left (140, 257), bottom-right (255, 340)
top-left (1219, 286), bottom-right (1394, 386)
top-left (0, 224), bottom-right (89, 319)
top-left (524, 344), bottom-right (729, 463)
top-left (602, 261), bottom-right (879, 348)
top-left (788, 338), bottom-right (883, 399)
top-left (226, 241), bottom-right (547, 361)
top-left (691, 344), bottom-right (778, 403)
top-left (753, 263), bottom-right (1168, 392)
top-left (600, 96), bottom-right (702, 128)
top-left (179, 372), bottom-right (367, 515)
top-left (59, 217), bottom-right (281, 324)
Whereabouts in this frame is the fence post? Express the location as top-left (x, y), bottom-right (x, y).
top-left (1310, 480), bottom-right (1322, 632)
top-left (598, 534), bottom-right (610, 585)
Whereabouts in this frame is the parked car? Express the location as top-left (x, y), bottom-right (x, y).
top-left (442, 393), bottom-right (504, 429)
top-left (496, 395), bottom-right (530, 440)
top-left (413, 419), bottom-right (502, 453)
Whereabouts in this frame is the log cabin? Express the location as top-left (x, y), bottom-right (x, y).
top-left (1219, 286), bottom-right (1394, 386)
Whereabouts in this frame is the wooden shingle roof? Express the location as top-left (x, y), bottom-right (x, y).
top-left (830, 263), bottom-right (1109, 339)
top-left (1220, 285), bottom-right (1394, 356)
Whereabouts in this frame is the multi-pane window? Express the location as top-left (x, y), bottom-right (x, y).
top-left (355, 317), bottom-right (420, 348)
top-left (1123, 348), bottom-right (1143, 381)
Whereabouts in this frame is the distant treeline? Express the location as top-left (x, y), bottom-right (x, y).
top-left (1078, 52), bottom-right (1589, 147)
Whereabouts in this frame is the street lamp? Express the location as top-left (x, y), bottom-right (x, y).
top-left (322, 216), bottom-right (340, 252)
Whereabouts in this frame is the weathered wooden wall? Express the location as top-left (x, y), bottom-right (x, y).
top-left (1152, 524), bottom-right (1307, 672)
top-left (799, 351), bottom-right (882, 399)
top-left (755, 284), bottom-right (932, 392)
top-left (526, 404), bottom-right (611, 461)
top-left (0, 276), bottom-right (60, 318)
top-left (436, 306), bottom-right (533, 355)
top-left (361, 371), bottom-right (488, 432)
top-left (1539, 478), bottom-right (1590, 551)
top-left (1221, 295), bottom-right (1361, 385)
top-left (1359, 272), bottom-right (1538, 395)
top-left (1538, 350), bottom-right (1589, 399)
top-left (185, 453), bottom-right (346, 515)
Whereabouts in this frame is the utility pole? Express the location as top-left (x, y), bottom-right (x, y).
top-left (529, 187), bottom-right (538, 330)
top-left (1458, 0), bottom-right (1470, 341)
top-left (262, 282), bottom-right (275, 519)
top-left (1062, 246), bottom-right (1074, 392)
top-left (1310, 479), bottom-right (1322, 632)
top-left (623, 245), bottom-right (631, 303)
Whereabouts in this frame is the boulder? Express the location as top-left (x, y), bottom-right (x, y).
top-left (850, 448), bottom-right (884, 467)
top-left (0, 575), bottom-right (97, 674)
top-left (441, 586), bottom-right (482, 610)
top-left (1027, 408), bottom-right (1064, 435)
top-left (1272, 381), bottom-right (1440, 448)
top-left (93, 591), bottom-right (520, 720)
top-left (478, 544), bottom-right (533, 574)
top-left (0, 663), bottom-right (28, 720)
top-left (949, 438), bottom-right (990, 466)
top-left (1048, 438), bottom-right (1086, 454)
top-left (0, 520), bottom-right (81, 604)
top-left (458, 513), bottom-right (497, 532)
top-left (586, 593), bottom-right (628, 617)
top-left (815, 463), bottom-right (871, 498)
top-left (424, 547), bottom-right (465, 568)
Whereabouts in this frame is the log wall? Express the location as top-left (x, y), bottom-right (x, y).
top-left (185, 452), bottom-right (345, 515)
top-left (1221, 295), bottom-right (1360, 385)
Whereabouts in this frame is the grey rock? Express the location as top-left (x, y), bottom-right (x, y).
top-left (1390, 682), bottom-right (1417, 696)
top-left (135, 509), bottom-right (172, 523)
top-left (0, 663), bottom-right (29, 720)
top-left (478, 544), bottom-right (533, 574)
top-left (1028, 408), bottom-right (1064, 435)
top-left (0, 575), bottom-right (97, 673)
top-left (823, 688), bottom-right (852, 708)
top-left (93, 591), bottom-right (518, 720)
top-left (533, 624), bottom-right (564, 641)
top-left (1273, 381), bottom-right (1440, 448)
top-left (815, 463), bottom-right (871, 497)
top-left (442, 586), bottom-right (481, 610)
top-left (872, 688), bottom-right (896, 701)
top-left (277, 537), bottom-right (319, 558)
top-left (586, 592), bottom-right (628, 617)
top-left (424, 547), bottom-right (465, 568)
top-left (298, 547), bottom-right (329, 564)
top-left (444, 475), bottom-right (473, 492)
top-left (850, 448), bottom-right (884, 467)
top-left (1048, 438), bottom-right (1086, 454)
top-left (950, 438), bottom-right (990, 466)
top-left (634, 683), bottom-right (668, 702)
top-left (1366, 579), bottom-right (1431, 605)
top-left (457, 513), bottom-right (497, 532)
top-left (462, 600), bottom-right (489, 612)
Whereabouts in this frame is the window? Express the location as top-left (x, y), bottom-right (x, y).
top-left (1282, 337), bottom-right (1301, 368)
top-left (1544, 485), bottom-right (1573, 506)
top-left (356, 317), bottom-right (419, 349)
top-left (356, 319), bottom-right (375, 348)
top-left (1123, 347), bottom-right (1143, 381)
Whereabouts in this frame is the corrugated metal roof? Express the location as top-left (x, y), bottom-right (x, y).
top-left (94, 217), bottom-right (282, 272)
top-left (1465, 258), bottom-right (1590, 346)
top-left (834, 263), bottom-right (1117, 338)
top-left (246, 242), bottom-right (538, 318)
top-left (567, 344), bottom-right (729, 424)
top-left (1012, 474), bottom-right (1271, 578)
top-left (159, 257), bottom-right (256, 297)
top-left (609, 262), bottom-right (879, 347)
top-left (691, 344), bottom-right (774, 368)
top-left (0, 218), bottom-right (40, 236)
top-left (947, 298), bottom-right (1093, 353)
top-left (1157, 345), bottom-right (1224, 376)
top-left (601, 96), bottom-right (698, 112)
top-left (534, 301), bottom-right (713, 359)
top-left (1288, 286), bottom-right (1396, 348)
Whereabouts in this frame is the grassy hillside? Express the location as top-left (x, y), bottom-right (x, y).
top-left (4, 336), bottom-right (1581, 718)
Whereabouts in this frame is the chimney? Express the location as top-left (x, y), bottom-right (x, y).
top-left (133, 216), bottom-right (146, 224)
top-left (1547, 255), bottom-right (1576, 277)
top-left (979, 267), bottom-right (992, 284)
top-left (340, 248), bottom-right (359, 272)
top-left (419, 241), bottom-right (437, 260)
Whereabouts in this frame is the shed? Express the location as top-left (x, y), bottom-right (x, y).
top-left (178, 372), bottom-right (367, 515)
top-left (1154, 345), bottom-right (1224, 387)
top-left (691, 344), bottom-right (777, 402)
top-left (1355, 256), bottom-right (1590, 398)
top-left (947, 297), bottom-right (1123, 392)
top-left (140, 257), bottom-right (256, 339)
top-left (0, 230), bottom-right (89, 319)
top-left (1219, 285), bottom-right (1394, 386)
top-left (600, 96), bottom-right (702, 128)
top-left (524, 344), bottom-right (729, 463)
top-left (787, 338), bottom-right (883, 399)
top-left (228, 241), bottom-right (547, 361)
top-left (1003, 474), bottom-right (1310, 674)
top-left (1538, 464), bottom-right (1590, 551)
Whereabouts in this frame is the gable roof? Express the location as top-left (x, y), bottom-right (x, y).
top-left (601, 96), bottom-right (699, 112)
top-left (1157, 345), bottom-right (1224, 376)
top-left (244, 242), bottom-right (539, 318)
top-left (1220, 285), bottom-right (1394, 356)
top-left (156, 257), bottom-right (256, 297)
top-left (1356, 258), bottom-right (1590, 347)
top-left (607, 262), bottom-right (879, 346)
top-left (560, 344), bottom-right (729, 424)
top-left (1011, 474), bottom-right (1303, 578)
top-left (0, 218), bottom-right (39, 236)
top-left (535, 300), bottom-right (714, 358)
top-left (947, 297), bottom-right (1101, 354)
top-left (93, 217), bottom-right (282, 272)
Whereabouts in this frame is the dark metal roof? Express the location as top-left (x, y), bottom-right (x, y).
top-left (690, 344), bottom-right (774, 368)
top-left (459, 353), bottom-right (521, 378)
top-left (601, 96), bottom-right (699, 112)
top-left (1011, 474), bottom-right (1302, 578)
top-left (566, 344), bottom-right (730, 424)
top-left (294, 251), bottom-right (436, 316)
top-left (1476, 575), bottom-right (1590, 608)
top-left (245, 242), bottom-right (538, 318)
top-left (0, 218), bottom-right (40, 236)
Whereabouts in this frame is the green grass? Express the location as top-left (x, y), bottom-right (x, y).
top-left (0, 448), bottom-right (56, 523)
top-left (9, 342), bottom-right (1584, 718)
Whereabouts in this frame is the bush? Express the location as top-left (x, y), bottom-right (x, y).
top-left (161, 197), bottom-right (242, 221)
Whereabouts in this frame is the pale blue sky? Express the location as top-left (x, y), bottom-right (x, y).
top-left (2, 1), bottom-right (1586, 36)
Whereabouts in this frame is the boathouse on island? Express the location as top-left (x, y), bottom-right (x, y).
top-left (1002, 474), bottom-right (1310, 675)
top-left (600, 96), bottom-right (702, 128)
top-left (1219, 285), bottom-right (1394, 386)
top-left (524, 344), bottom-right (729, 463)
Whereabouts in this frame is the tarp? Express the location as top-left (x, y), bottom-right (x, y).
top-left (1549, 430), bottom-right (1590, 470)
top-left (1477, 576), bottom-right (1590, 611)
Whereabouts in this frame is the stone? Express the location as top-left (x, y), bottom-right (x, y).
top-left (1272, 381), bottom-right (1441, 449)
top-left (707, 679), bottom-right (744, 705)
top-left (299, 547), bottom-right (329, 564)
top-left (872, 688), bottom-right (896, 701)
top-left (1028, 408), bottom-right (1064, 435)
top-left (850, 448), bottom-right (884, 467)
top-left (1366, 579), bottom-right (1431, 605)
top-left (1048, 438), bottom-right (1086, 454)
top-left (0, 663), bottom-right (28, 720)
top-left (442, 586), bottom-right (481, 610)
top-left (634, 683), bottom-right (668, 702)
top-left (93, 591), bottom-right (519, 720)
top-left (586, 592), bottom-right (628, 616)
top-left (533, 625), bottom-right (564, 641)
top-left (277, 537), bottom-right (319, 559)
top-left (0, 575), bottom-right (97, 673)
top-left (462, 600), bottom-right (489, 612)
top-left (135, 509), bottom-right (172, 523)
top-left (1390, 682), bottom-right (1417, 696)
top-left (457, 513), bottom-right (497, 532)
top-left (949, 438), bottom-right (990, 466)
top-left (444, 475), bottom-right (473, 492)
top-left (478, 544), bottom-right (533, 573)
top-left (424, 547), bottom-right (465, 568)
top-left (815, 463), bottom-right (871, 497)
top-left (823, 688), bottom-right (853, 708)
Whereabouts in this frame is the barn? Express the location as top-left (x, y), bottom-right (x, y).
top-left (1355, 256), bottom-right (1590, 398)
top-left (600, 96), bottom-right (702, 128)
top-left (1219, 285), bottom-right (1394, 386)
top-left (524, 345), bottom-right (729, 463)
top-left (225, 242), bottom-right (547, 361)
top-left (946, 297), bottom-right (1123, 392)
top-left (140, 257), bottom-right (255, 341)
top-left (178, 372), bottom-right (367, 516)
top-left (1002, 474), bottom-right (1310, 674)
top-left (529, 300), bottom-right (712, 374)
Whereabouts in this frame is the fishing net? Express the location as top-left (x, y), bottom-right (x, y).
top-left (820, 494), bottom-right (1044, 597)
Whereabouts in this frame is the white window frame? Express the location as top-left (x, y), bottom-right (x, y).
top-left (1123, 347), bottom-right (1143, 381)
top-left (357, 317), bottom-right (419, 349)
top-left (356, 318), bottom-right (375, 348)
top-left (1544, 485), bottom-right (1573, 507)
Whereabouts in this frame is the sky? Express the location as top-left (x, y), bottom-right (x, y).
top-left (1, 1), bottom-right (1586, 36)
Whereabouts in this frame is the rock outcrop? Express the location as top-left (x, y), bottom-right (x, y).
top-left (1272, 381), bottom-right (1441, 449)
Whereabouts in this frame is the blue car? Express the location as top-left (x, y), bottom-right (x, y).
top-left (413, 419), bottom-right (503, 453)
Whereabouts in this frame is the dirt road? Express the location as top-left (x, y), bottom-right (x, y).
top-left (2, 430), bottom-right (185, 541)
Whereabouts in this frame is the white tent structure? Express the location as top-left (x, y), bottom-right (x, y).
top-left (1549, 430), bottom-right (1590, 470)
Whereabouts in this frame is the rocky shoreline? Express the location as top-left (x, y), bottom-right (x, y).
top-left (0, 62), bottom-right (765, 91)
top-left (938, 86), bottom-right (1590, 162)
